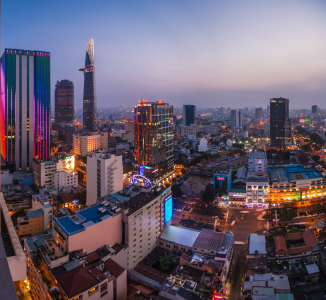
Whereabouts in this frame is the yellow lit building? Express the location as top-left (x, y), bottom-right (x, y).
top-left (17, 209), bottom-right (44, 237)
top-left (268, 165), bottom-right (326, 207)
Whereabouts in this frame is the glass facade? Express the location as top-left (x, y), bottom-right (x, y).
top-left (1, 49), bottom-right (50, 171)
top-left (55, 79), bottom-right (74, 123)
top-left (133, 100), bottom-right (174, 183)
top-left (183, 105), bottom-right (196, 126)
top-left (81, 38), bottom-right (96, 131)
top-left (270, 97), bottom-right (291, 149)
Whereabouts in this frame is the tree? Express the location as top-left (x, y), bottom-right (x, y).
top-left (75, 191), bottom-right (86, 207)
top-left (202, 184), bottom-right (218, 202)
top-left (312, 155), bottom-right (320, 163)
top-left (180, 168), bottom-right (186, 175)
top-left (171, 185), bottom-right (182, 197)
top-left (159, 252), bottom-right (179, 273)
top-left (11, 209), bottom-right (27, 226)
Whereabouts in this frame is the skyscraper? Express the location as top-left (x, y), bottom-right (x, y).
top-left (133, 100), bottom-right (173, 184)
top-left (230, 109), bottom-right (242, 135)
top-left (183, 104), bottom-right (196, 126)
top-left (1, 49), bottom-right (51, 171)
top-left (270, 97), bottom-right (291, 149)
top-left (255, 107), bottom-right (263, 119)
top-left (80, 38), bottom-right (96, 131)
top-left (312, 105), bottom-right (317, 114)
top-left (54, 80), bottom-right (74, 123)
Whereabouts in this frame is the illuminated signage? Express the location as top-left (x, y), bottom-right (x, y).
top-left (72, 200), bottom-right (79, 204)
top-left (164, 195), bottom-right (173, 224)
top-left (65, 156), bottom-right (75, 170)
top-left (217, 177), bottom-right (225, 181)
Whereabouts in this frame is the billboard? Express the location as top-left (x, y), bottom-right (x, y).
top-left (65, 156), bottom-right (75, 170)
top-left (164, 195), bottom-right (173, 224)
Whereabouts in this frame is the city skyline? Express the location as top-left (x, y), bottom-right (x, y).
top-left (1, 0), bottom-right (326, 109)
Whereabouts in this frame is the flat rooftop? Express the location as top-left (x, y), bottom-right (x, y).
top-left (55, 204), bottom-right (118, 236)
top-left (121, 192), bottom-right (158, 215)
top-left (159, 225), bottom-right (200, 248)
top-left (269, 165), bottom-right (321, 182)
top-left (249, 151), bottom-right (267, 160)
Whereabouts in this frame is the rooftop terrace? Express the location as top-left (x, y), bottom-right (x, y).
top-left (55, 204), bottom-right (120, 236)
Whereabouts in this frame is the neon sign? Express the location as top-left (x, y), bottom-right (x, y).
top-left (165, 195), bottom-right (172, 224)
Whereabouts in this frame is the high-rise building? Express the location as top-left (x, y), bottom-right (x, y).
top-left (86, 151), bottom-right (123, 206)
top-left (230, 109), bottom-right (242, 134)
top-left (80, 38), bottom-right (96, 131)
top-left (255, 107), bottom-right (263, 120)
top-left (267, 105), bottom-right (270, 116)
top-left (183, 105), bottom-right (196, 126)
top-left (312, 105), bottom-right (317, 114)
top-left (54, 80), bottom-right (74, 123)
top-left (133, 100), bottom-right (173, 184)
top-left (270, 97), bottom-right (291, 149)
top-left (1, 49), bottom-right (51, 171)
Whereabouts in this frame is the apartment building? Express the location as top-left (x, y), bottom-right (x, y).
top-left (73, 130), bottom-right (108, 156)
top-left (248, 151), bottom-right (267, 173)
top-left (86, 151), bottom-right (123, 206)
top-left (121, 190), bottom-right (171, 270)
top-left (33, 158), bottom-right (56, 191)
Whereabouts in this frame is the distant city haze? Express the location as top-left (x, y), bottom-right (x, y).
top-left (2, 0), bottom-right (326, 108)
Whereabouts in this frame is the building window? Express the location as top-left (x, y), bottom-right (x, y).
top-left (100, 283), bottom-right (107, 293)
top-left (88, 286), bottom-right (99, 296)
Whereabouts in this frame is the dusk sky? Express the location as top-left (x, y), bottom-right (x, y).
top-left (2, 0), bottom-right (326, 109)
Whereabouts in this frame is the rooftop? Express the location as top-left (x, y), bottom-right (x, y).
top-left (104, 259), bottom-right (125, 278)
top-left (55, 204), bottom-right (119, 236)
top-left (26, 208), bottom-right (43, 219)
top-left (121, 192), bottom-right (158, 215)
top-left (249, 233), bottom-right (267, 255)
top-left (159, 225), bottom-right (200, 248)
top-left (193, 230), bottom-right (226, 252)
top-left (249, 151), bottom-right (267, 160)
top-left (269, 165), bottom-right (321, 183)
top-left (56, 265), bottom-right (107, 298)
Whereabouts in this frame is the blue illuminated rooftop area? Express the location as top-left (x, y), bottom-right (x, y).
top-left (268, 164), bottom-right (321, 183)
top-left (55, 205), bottom-right (117, 236)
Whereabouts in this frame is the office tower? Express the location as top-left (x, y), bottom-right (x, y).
top-left (227, 107), bottom-right (231, 114)
top-left (133, 100), bottom-right (173, 184)
top-left (267, 105), bottom-right (270, 116)
top-left (80, 38), bottom-right (96, 131)
top-left (1, 49), bottom-right (51, 172)
top-left (86, 151), bottom-right (123, 206)
top-left (183, 104), bottom-right (196, 126)
top-left (255, 107), bottom-right (263, 119)
top-left (312, 105), bottom-right (317, 114)
top-left (54, 79), bottom-right (74, 123)
top-left (230, 109), bottom-right (242, 134)
top-left (245, 107), bottom-right (248, 113)
top-left (270, 97), bottom-right (291, 149)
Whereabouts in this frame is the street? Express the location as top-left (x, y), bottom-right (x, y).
top-left (228, 244), bottom-right (247, 300)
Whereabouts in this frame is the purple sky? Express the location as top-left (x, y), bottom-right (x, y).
top-left (2, 0), bottom-right (326, 109)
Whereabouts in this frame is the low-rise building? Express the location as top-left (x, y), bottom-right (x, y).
top-left (17, 209), bottom-right (44, 237)
top-left (268, 164), bottom-right (326, 207)
top-left (243, 273), bottom-right (291, 299)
